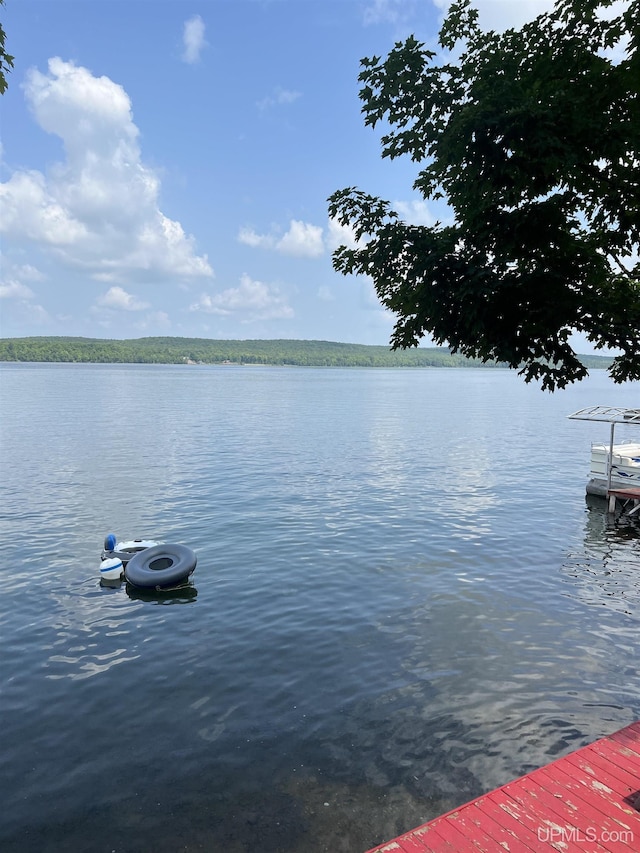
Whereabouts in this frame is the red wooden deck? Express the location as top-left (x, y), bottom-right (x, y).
top-left (366, 722), bottom-right (640, 852)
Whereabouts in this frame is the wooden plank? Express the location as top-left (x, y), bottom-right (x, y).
top-left (589, 740), bottom-right (640, 784)
top-left (606, 489), bottom-right (640, 514)
top-left (392, 834), bottom-right (431, 853)
top-left (534, 764), bottom-right (639, 851)
top-left (618, 721), bottom-right (640, 739)
top-left (486, 789), bottom-right (564, 852)
top-left (536, 758), bottom-right (638, 833)
top-left (367, 824), bottom-right (457, 853)
top-left (565, 746), bottom-right (640, 798)
top-left (426, 814), bottom-right (491, 851)
top-left (508, 781), bottom-right (608, 852)
top-left (571, 742), bottom-right (640, 788)
top-left (365, 724), bottom-right (640, 853)
top-left (607, 489), bottom-right (640, 499)
top-left (406, 825), bottom-right (460, 852)
top-left (446, 800), bottom-right (540, 853)
top-left (538, 758), bottom-right (632, 815)
top-left (609, 729), bottom-right (640, 759)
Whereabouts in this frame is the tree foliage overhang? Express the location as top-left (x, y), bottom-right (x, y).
top-left (0, 1), bottom-right (13, 95)
top-left (329, 0), bottom-right (640, 390)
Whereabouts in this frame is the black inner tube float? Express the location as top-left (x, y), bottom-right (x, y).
top-left (124, 544), bottom-right (197, 589)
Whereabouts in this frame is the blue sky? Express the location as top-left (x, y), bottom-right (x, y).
top-left (3, 0), bottom-right (602, 351)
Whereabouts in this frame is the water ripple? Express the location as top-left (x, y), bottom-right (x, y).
top-left (1, 364), bottom-right (639, 852)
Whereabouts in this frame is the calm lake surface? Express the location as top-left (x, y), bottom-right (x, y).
top-left (1, 363), bottom-right (639, 852)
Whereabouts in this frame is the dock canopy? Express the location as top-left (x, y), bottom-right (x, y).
top-left (568, 406), bottom-right (640, 493)
top-left (567, 406), bottom-right (640, 424)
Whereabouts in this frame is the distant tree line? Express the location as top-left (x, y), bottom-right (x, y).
top-left (0, 336), bottom-right (613, 372)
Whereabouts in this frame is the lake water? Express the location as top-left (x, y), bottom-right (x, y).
top-left (1, 363), bottom-right (639, 852)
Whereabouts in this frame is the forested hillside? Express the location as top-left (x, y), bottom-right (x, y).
top-left (0, 336), bottom-right (613, 371)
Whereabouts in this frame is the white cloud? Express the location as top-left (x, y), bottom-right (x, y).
top-left (0, 169), bottom-right (87, 244)
top-left (134, 310), bottom-right (172, 332)
top-left (365, 0), bottom-right (555, 30)
top-left (182, 15), bottom-right (207, 64)
top-left (393, 199), bottom-right (440, 227)
top-left (317, 285), bottom-right (335, 302)
top-left (238, 219), bottom-right (324, 258)
top-left (10, 263), bottom-right (45, 282)
top-left (26, 303), bottom-right (51, 324)
top-left (0, 259), bottom-right (45, 301)
top-left (240, 209), bottom-right (434, 261)
top-left (326, 216), bottom-right (362, 251)
top-left (432, 0), bottom-right (554, 31)
top-left (257, 87), bottom-right (302, 110)
top-left (96, 286), bottom-right (150, 311)
top-left (0, 279), bottom-right (35, 300)
top-left (432, 0), bottom-right (630, 60)
top-left (190, 273), bottom-right (294, 321)
top-left (0, 262), bottom-right (49, 325)
top-left (277, 220), bottom-right (324, 257)
top-left (0, 58), bottom-right (213, 285)
top-left (363, 0), bottom-right (410, 26)
top-left (237, 226), bottom-right (276, 250)
top-left (239, 215), bottom-right (369, 257)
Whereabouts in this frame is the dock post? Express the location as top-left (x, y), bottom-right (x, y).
top-left (606, 421), bottom-right (615, 495)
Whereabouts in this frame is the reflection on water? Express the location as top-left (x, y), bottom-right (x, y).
top-left (1, 364), bottom-right (639, 852)
top-left (561, 495), bottom-right (640, 615)
top-left (125, 581), bottom-right (198, 604)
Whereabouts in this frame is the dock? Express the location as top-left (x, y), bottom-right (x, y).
top-left (607, 487), bottom-right (640, 516)
top-left (567, 407), bottom-right (640, 506)
top-left (366, 721), bottom-right (640, 852)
